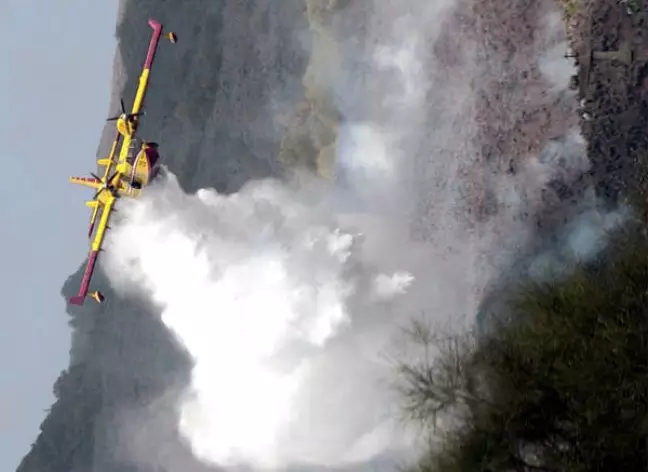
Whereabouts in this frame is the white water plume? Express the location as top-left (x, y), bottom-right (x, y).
top-left (103, 171), bottom-right (416, 469)
top-left (95, 1), bottom-right (623, 471)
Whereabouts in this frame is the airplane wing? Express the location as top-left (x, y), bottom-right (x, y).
top-left (87, 200), bottom-right (101, 238)
top-left (69, 195), bottom-right (116, 306)
top-left (69, 176), bottom-right (105, 237)
top-left (99, 129), bottom-right (121, 180)
top-left (86, 130), bottom-right (121, 237)
top-left (114, 19), bottom-right (176, 169)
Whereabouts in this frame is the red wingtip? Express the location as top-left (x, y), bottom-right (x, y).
top-left (148, 18), bottom-right (162, 30)
top-left (69, 296), bottom-right (86, 306)
top-left (88, 222), bottom-right (95, 238)
top-left (144, 19), bottom-right (164, 69)
top-left (70, 250), bottom-right (99, 307)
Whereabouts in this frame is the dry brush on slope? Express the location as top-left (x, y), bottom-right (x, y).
top-left (435, 0), bottom-right (584, 232)
top-left (277, 0), bottom-right (350, 178)
top-left (397, 0), bottom-right (648, 470)
top-left (400, 223), bottom-right (648, 471)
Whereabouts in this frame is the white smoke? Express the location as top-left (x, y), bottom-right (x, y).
top-left (104, 171), bottom-right (417, 469)
top-left (96, 1), bottom-right (627, 471)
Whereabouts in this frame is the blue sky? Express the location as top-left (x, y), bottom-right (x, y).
top-left (0, 1), bottom-right (117, 469)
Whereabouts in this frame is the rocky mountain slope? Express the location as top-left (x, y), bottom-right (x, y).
top-left (17, 0), bottom-right (647, 470)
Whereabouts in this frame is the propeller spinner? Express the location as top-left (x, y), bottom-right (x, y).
top-left (91, 172), bottom-right (119, 200)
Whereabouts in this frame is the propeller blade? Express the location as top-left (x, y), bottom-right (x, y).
top-left (106, 116), bottom-right (120, 121)
top-left (120, 99), bottom-right (126, 114)
top-left (106, 171), bottom-right (120, 187)
top-left (90, 172), bottom-right (102, 181)
top-left (93, 188), bottom-right (104, 200)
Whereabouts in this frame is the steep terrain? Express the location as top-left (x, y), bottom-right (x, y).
top-left (400, 0), bottom-right (648, 469)
top-left (18, 1), bottom-right (310, 471)
top-left (17, 0), bottom-right (647, 471)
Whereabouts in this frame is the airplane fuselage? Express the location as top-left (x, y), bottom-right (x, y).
top-left (114, 141), bottom-right (161, 197)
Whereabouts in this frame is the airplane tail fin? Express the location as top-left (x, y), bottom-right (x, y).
top-left (69, 292), bottom-right (104, 305)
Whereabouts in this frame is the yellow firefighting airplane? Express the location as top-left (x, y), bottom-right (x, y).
top-left (68, 18), bottom-right (177, 306)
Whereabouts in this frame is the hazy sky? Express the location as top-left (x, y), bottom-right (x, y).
top-left (0, 1), bottom-right (118, 469)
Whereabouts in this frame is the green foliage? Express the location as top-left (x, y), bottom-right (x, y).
top-left (399, 224), bottom-right (648, 471)
top-left (278, 0), bottom-right (349, 178)
top-left (562, 0), bottom-right (580, 17)
top-left (279, 94), bottom-right (340, 177)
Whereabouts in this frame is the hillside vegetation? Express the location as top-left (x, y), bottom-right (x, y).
top-left (400, 222), bottom-right (648, 470)
top-left (396, 0), bottom-right (648, 469)
top-left (277, 0), bottom-right (347, 178)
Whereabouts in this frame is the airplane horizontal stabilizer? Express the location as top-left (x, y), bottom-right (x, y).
top-left (70, 176), bottom-right (101, 189)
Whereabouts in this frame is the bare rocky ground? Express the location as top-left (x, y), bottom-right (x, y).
top-left (17, 0), bottom-right (645, 471)
top-left (438, 0), bottom-right (583, 229)
top-left (577, 0), bottom-right (648, 203)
